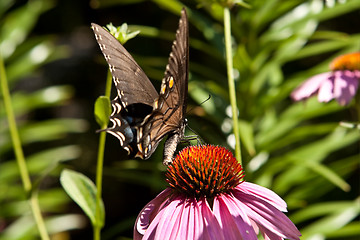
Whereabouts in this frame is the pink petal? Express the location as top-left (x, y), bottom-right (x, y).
top-left (183, 199), bottom-right (196, 239)
top-left (249, 219), bottom-right (260, 235)
top-left (165, 197), bottom-right (225, 240)
top-left (138, 193), bottom-right (225, 240)
top-left (262, 227), bottom-right (284, 240)
top-left (170, 198), bottom-right (225, 240)
top-left (175, 198), bottom-right (196, 239)
top-left (198, 198), bottom-right (225, 240)
top-left (213, 194), bottom-right (258, 240)
top-left (232, 191), bottom-right (301, 240)
top-left (134, 188), bottom-right (172, 239)
top-left (354, 70), bottom-right (360, 78)
top-left (235, 182), bottom-right (287, 212)
top-left (317, 77), bottom-right (334, 102)
top-left (291, 72), bottom-right (331, 101)
top-left (152, 196), bottom-right (185, 240)
top-left (193, 198), bottom-right (204, 239)
top-left (333, 70), bottom-right (359, 105)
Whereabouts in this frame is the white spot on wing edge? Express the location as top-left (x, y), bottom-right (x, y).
top-left (114, 118), bottom-right (122, 127)
top-left (113, 102), bottom-right (122, 114)
top-left (117, 132), bottom-right (126, 142)
top-left (107, 131), bottom-right (124, 145)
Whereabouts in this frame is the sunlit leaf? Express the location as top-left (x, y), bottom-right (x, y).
top-left (94, 96), bottom-right (110, 127)
top-left (60, 169), bottom-right (105, 227)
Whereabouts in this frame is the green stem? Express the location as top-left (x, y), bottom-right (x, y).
top-left (224, 7), bottom-right (242, 164)
top-left (30, 191), bottom-right (50, 240)
top-left (94, 71), bottom-right (112, 240)
top-left (104, 70), bottom-right (113, 98)
top-left (0, 55), bottom-right (50, 240)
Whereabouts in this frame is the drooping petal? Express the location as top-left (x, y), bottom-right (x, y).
top-left (183, 198), bottom-right (196, 239)
top-left (333, 70), bottom-right (360, 105)
top-left (354, 70), bottom-right (360, 78)
top-left (232, 190), bottom-right (301, 240)
top-left (291, 72), bottom-right (331, 101)
top-left (249, 218), bottom-right (260, 235)
top-left (260, 224), bottom-right (285, 240)
top-left (151, 196), bottom-right (185, 240)
top-left (134, 188), bottom-right (172, 239)
top-left (198, 197), bottom-right (225, 240)
top-left (213, 194), bottom-right (258, 240)
top-left (236, 182), bottom-right (287, 212)
top-left (175, 198), bottom-right (198, 240)
top-left (317, 76), bottom-right (334, 103)
top-left (185, 198), bottom-right (221, 240)
top-left (138, 193), bottom-right (225, 240)
top-left (193, 198), bottom-right (203, 239)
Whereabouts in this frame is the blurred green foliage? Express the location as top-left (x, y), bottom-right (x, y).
top-left (0, 0), bottom-right (87, 239)
top-left (1, 0), bottom-right (359, 239)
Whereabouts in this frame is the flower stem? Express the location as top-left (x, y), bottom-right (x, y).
top-left (224, 7), bottom-right (242, 164)
top-left (30, 191), bottom-right (50, 240)
top-left (94, 71), bottom-right (112, 240)
top-left (0, 55), bottom-right (50, 239)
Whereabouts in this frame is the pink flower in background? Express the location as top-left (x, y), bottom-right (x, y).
top-left (291, 52), bottom-right (360, 106)
top-left (134, 145), bottom-right (301, 240)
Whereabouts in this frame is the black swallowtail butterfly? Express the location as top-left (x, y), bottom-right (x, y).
top-left (92, 9), bottom-right (189, 165)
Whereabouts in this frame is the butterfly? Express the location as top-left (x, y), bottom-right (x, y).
top-left (92, 8), bottom-right (189, 165)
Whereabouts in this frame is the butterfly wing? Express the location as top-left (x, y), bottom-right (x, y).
top-left (92, 23), bottom-right (158, 106)
top-left (137, 9), bottom-right (189, 162)
top-left (92, 23), bottom-right (158, 156)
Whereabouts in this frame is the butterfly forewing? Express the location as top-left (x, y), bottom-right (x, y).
top-left (92, 23), bottom-right (158, 107)
top-left (137, 9), bottom-right (189, 163)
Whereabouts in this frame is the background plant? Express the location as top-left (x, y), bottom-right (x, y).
top-left (0, 0), bottom-right (359, 239)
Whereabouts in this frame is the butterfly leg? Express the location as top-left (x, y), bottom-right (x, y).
top-left (182, 135), bottom-right (204, 145)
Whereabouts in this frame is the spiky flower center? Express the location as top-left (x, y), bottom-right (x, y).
top-left (166, 145), bottom-right (244, 199)
top-left (330, 52), bottom-right (360, 71)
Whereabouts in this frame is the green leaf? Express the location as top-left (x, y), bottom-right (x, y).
top-left (94, 96), bottom-right (110, 127)
top-left (60, 169), bottom-right (104, 227)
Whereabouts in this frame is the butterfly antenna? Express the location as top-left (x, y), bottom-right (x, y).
top-left (199, 94), bottom-right (211, 106)
top-left (183, 94), bottom-right (210, 145)
top-left (186, 94), bottom-right (211, 114)
top-left (95, 128), bottom-right (107, 134)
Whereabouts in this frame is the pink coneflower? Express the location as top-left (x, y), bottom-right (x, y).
top-left (291, 52), bottom-right (360, 106)
top-left (134, 145), bottom-right (301, 240)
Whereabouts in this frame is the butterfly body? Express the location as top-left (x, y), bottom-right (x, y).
top-left (92, 9), bottom-right (189, 165)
